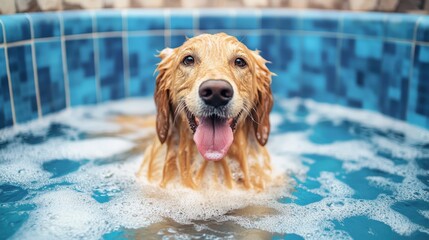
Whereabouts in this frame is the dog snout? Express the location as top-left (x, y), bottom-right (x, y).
top-left (199, 80), bottom-right (233, 107)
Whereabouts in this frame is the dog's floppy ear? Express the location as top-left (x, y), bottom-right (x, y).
top-left (250, 50), bottom-right (274, 146)
top-left (155, 48), bottom-right (174, 143)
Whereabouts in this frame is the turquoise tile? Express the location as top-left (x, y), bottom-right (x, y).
top-left (128, 35), bottom-right (164, 96)
top-left (170, 34), bottom-right (192, 48)
top-left (0, 48), bottom-right (13, 127)
top-left (301, 11), bottom-right (340, 33)
top-left (97, 37), bottom-right (125, 101)
top-left (0, 15), bottom-right (31, 43)
top-left (170, 10), bottom-right (194, 30)
top-left (127, 10), bottom-right (165, 31)
top-left (261, 10), bottom-right (300, 30)
top-left (199, 10), bottom-right (234, 30)
top-left (8, 45), bottom-right (39, 123)
top-left (0, 20), bottom-right (3, 44)
top-left (416, 16), bottom-right (429, 42)
top-left (65, 39), bottom-right (97, 106)
top-left (35, 40), bottom-right (66, 115)
top-left (95, 11), bottom-right (122, 33)
top-left (385, 14), bottom-right (419, 40)
top-left (342, 13), bottom-right (387, 37)
top-left (235, 11), bottom-right (260, 30)
top-left (62, 11), bottom-right (93, 35)
top-left (29, 12), bottom-right (61, 38)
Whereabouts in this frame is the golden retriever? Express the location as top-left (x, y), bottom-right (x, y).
top-left (137, 33), bottom-right (275, 190)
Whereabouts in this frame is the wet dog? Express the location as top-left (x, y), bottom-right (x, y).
top-left (138, 33), bottom-right (274, 190)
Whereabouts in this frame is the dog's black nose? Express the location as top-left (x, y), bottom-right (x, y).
top-left (199, 80), bottom-right (233, 107)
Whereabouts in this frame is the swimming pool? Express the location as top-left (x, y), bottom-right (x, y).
top-left (0, 9), bottom-right (428, 240)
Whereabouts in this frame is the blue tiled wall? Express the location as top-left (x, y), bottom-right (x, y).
top-left (98, 37), bottom-right (125, 101)
top-left (380, 42), bottom-right (411, 120)
top-left (65, 38), bottom-right (98, 106)
top-left (1, 15), bottom-right (31, 43)
top-left (0, 10), bottom-right (428, 129)
top-left (127, 10), bottom-right (165, 31)
top-left (35, 40), bottom-right (66, 115)
top-left (170, 11), bottom-right (194, 30)
top-left (62, 11), bottom-right (93, 35)
top-left (29, 13), bottom-right (61, 39)
top-left (127, 35), bottom-right (164, 96)
top-left (0, 48), bottom-right (13, 127)
top-left (95, 11), bottom-right (122, 33)
top-left (8, 45), bottom-right (39, 123)
top-left (409, 44), bottom-right (429, 126)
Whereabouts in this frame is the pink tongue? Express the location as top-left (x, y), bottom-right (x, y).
top-left (193, 117), bottom-right (233, 161)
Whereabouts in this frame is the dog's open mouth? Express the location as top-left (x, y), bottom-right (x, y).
top-left (185, 108), bottom-right (241, 161)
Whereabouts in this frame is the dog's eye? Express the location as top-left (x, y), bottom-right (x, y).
top-left (182, 55), bottom-right (195, 66)
top-left (234, 58), bottom-right (247, 68)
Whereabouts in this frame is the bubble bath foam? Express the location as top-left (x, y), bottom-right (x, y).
top-left (0, 98), bottom-right (428, 240)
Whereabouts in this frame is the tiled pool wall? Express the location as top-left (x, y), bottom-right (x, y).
top-left (0, 9), bottom-right (428, 129)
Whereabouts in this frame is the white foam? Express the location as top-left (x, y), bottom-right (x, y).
top-left (371, 136), bottom-right (429, 160)
top-left (0, 98), bottom-right (156, 140)
top-left (419, 210), bottom-right (429, 220)
top-left (0, 138), bottom-right (135, 162)
top-left (13, 189), bottom-right (107, 240)
top-left (1, 97), bottom-right (428, 239)
top-left (269, 112), bottom-right (283, 132)
top-left (271, 153), bottom-right (308, 181)
top-left (299, 98), bottom-right (429, 143)
top-left (311, 172), bottom-right (354, 198)
top-left (269, 133), bottom-right (400, 174)
top-left (0, 137), bottom-right (135, 189)
top-left (0, 161), bottom-right (51, 187)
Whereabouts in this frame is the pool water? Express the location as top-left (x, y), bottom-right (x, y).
top-left (0, 98), bottom-right (428, 239)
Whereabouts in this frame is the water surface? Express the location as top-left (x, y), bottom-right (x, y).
top-left (0, 98), bottom-right (428, 239)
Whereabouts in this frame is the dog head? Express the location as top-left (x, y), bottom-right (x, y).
top-left (154, 33), bottom-right (273, 161)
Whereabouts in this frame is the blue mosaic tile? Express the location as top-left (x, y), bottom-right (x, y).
top-left (0, 48), bottom-right (13, 128)
top-left (35, 40), bottom-right (66, 115)
top-left (127, 10), bottom-right (165, 31)
top-left (62, 11), bottom-right (93, 35)
top-left (259, 34), bottom-right (305, 99)
top-left (356, 37), bottom-right (384, 59)
top-left (259, 34), bottom-right (282, 70)
top-left (235, 11), bottom-right (260, 30)
top-left (261, 10), bottom-right (300, 30)
top-left (1, 11), bottom-right (429, 130)
top-left (196, 29), bottom-right (242, 37)
top-left (65, 39), bottom-right (97, 106)
top-left (170, 34), bottom-right (192, 48)
top-left (127, 35), bottom-right (164, 96)
top-left (0, 19), bottom-right (4, 44)
top-left (0, 15), bottom-right (31, 43)
top-left (300, 36), bottom-right (338, 103)
top-left (199, 10), bottom-right (235, 30)
top-left (170, 11), bottom-right (194, 30)
top-left (408, 44), bottom-right (429, 128)
top-left (342, 13), bottom-right (387, 37)
top-left (97, 37), bottom-right (125, 101)
top-left (380, 42), bottom-right (412, 120)
top-left (416, 16), bottom-right (429, 43)
top-left (385, 15), bottom-right (419, 41)
top-left (274, 34), bottom-right (301, 97)
top-left (337, 40), bottom-right (413, 122)
top-left (269, 33), bottom-right (338, 103)
top-left (28, 13), bottom-right (61, 39)
top-left (96, 11), bottom-right (122, 33)
top-left (8, 45), bottom-right (38, 123)
top-left (301, 12), bottom-right (339, 33)
top-left (239, 33), bottom-right (261, 51)
top-left (338, 38), bottom-right (384, 112)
